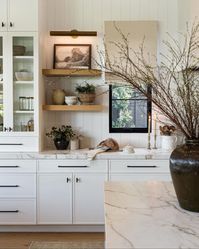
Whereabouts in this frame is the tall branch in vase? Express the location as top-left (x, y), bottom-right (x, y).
top-left (98, 23), bottom-right (199, 140)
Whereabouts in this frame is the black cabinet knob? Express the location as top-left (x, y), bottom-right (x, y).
top-left (76, 178), bottom-right (81, 183)
top-left (66, 177), bottom-right (71, 183)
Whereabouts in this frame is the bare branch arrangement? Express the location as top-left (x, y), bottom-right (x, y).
top-left (98, 23), bottom-right (199, 139)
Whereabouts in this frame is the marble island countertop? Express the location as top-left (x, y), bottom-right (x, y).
top-left (0, 148), bottom-right (171, 160)
top-left (105, 181), bottom-right (199, 249)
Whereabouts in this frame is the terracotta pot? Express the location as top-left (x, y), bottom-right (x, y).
top-left (78, 93), bottom-right (95, 104)
top-left (52, 89), bottom-right (65, 105)
top-left (170, 139), bottom-right (199, 212)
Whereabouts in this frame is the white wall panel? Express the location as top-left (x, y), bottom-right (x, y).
top-left (43, 0), bottom-right (188, 150)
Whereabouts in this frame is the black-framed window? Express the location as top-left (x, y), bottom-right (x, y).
top-left (109, 85), bottom-right (151, 133)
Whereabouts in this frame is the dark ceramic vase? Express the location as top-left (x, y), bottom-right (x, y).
top-left (170, 139), bottom-right (199, 212)
top-left (54, 139), bottom-right (69, 150)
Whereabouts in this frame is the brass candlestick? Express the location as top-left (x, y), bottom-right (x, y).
top-left (153, 133), bottom-right (157, 149)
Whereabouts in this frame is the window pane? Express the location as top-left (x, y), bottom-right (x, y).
top-left (112, 85), bottom-right (147, 100)
top-left (112, 99), bottom-right (148, 128)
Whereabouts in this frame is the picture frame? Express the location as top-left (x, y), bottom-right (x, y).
top-left (53, 44), bottom-right (92, 69)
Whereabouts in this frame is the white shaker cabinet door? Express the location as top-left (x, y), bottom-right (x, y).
top-left (37, 174), bottom-right (72, 224)
top-left (0, 0), bottom-right (7, 31)
top-left (8, 0), bottom-right (38, 31)
top-left (73, 173), bottom-right (107, 224)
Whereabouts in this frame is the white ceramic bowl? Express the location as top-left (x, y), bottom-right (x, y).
top-left (15, 72), bottom-right (33, 81)
top-left (65, 96), bottom-right (78, 105)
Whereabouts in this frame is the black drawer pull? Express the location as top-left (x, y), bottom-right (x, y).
top-left (58, 165), bottom-right (88, 168)
top-left (127, 165), bottom-right (157, 168)
top-left (0, 166), bottom-right (19, 168)
top-left (0, 185), bottom-right (19, 187)
top-left (0, 143), bottom-right (23, 145)
top-left (0, 210), bottom-right (19, 213)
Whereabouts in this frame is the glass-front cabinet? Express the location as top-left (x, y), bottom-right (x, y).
top-left (0, 32), bottom-right (38, 135)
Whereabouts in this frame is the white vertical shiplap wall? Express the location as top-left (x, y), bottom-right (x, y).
top-left (43, 0), bottom-right (181, 149)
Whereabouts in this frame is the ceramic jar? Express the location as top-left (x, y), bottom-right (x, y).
top-left (161, 135), bottom-right (177, 151)
top-left (52, 89), bottom-right (65, 105)
top-left (70, 139), bottom-right (80, 150)
top-left (170, 139), bottom-right (199, 212)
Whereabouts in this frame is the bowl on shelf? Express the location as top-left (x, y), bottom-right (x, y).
top-left (65, 96), bottom-right (78, 105)
top-left (13, 46), bottom-right (26, 56)
top-left (15, 71), bottom-right (33, 81)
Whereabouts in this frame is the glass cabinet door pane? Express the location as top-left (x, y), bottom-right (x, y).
top-left (13, 36), bottom-right (34, 132)
top-left (0, 37), bottom-right (4, 132)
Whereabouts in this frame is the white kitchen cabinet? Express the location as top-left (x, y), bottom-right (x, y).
top-left (110, 173), bottom-right (171, 181)
top-left (110, 159), bottom-right (171, 181)
top-left (37, 174), bottom-right (73, 224)
top-left (73, 173), bottom-right (107, 224)
top-left (0, 199), bottom-right (36, 224)
top-left (37, 160), bottom-right (108, 225)
top-left (0, 32), bottom-right (38, 151)
top-left (0, 159), bottom-right (36, 225)
top-left (0, 0), bottom-right (7, 32)
top-left (0, 0), bottom-right (38, 31)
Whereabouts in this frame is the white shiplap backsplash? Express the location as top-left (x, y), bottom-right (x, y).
top-left (43, 0), bottom-right (192, 150)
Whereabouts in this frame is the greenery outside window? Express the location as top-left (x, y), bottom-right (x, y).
top-left (109, 85), bottom-right (151, 133)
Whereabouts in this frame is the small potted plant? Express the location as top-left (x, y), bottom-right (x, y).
top-left (159, 125), bottom-right (177, 151)
top-left (46, 125), bottom-right (75, 150)
top-left (75, 82), bottom-right (96, 104)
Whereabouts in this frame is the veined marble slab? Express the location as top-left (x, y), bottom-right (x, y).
top-left (105, 181), bottom-right (199, 249)
top-left (0, 148), bottom-right (170, 160)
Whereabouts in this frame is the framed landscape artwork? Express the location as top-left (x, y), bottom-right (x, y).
top-left (54, 44), bottom-right (92, 69)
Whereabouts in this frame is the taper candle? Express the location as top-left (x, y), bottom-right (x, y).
top-left (148, 114), bottom-right (151, 150)
top-left (153, 113), bottom-right (157, 149)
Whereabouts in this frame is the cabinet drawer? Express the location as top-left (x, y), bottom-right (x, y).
top-left (110, 160), bottom-right (169, 173)
top-left (0, 199), bottom-right (36, 224)
top-left (0, 174), bottom-right (36, 197)
top-left (0, 136), bottom-right (38, 152)
top-left (0, 160), bottom-right (36, 173)
top-left (110, 173), bottom-right (171, 181)
top-left (38, 160), bottom-right (108, 173)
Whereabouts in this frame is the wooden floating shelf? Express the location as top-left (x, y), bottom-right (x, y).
top-left (43, 105), bottom-right (103, 112)
top-left (42, 69), bottom-right (102, 77)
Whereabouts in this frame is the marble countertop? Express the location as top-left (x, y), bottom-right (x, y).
top-left (0, 148), bottom-right (171, 160)
top-left (105, 181), bottom-right (199, 249)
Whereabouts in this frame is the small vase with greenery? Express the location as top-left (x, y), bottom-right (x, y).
top-left (75, 82), bottom-right (96, 104)
top-left (46, 125), bottom-right (75, 150)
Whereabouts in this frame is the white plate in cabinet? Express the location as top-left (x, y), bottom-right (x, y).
top-left (0, 160), bottom-right (36, 173)
top-left (110, 173), bottom-right (171, 181)
top-left (38, 160), bottom-right (108, 173)
top-left (73, 173), bottom-right (107, 224)
top-left (110, 160), bottom-right (170, 173)
top-left (0, 199), bottom-right (36, 224)
top-left (37, 174), bottom-right (72, 224)
top-left (0, 174), bottom-right (36, 198)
